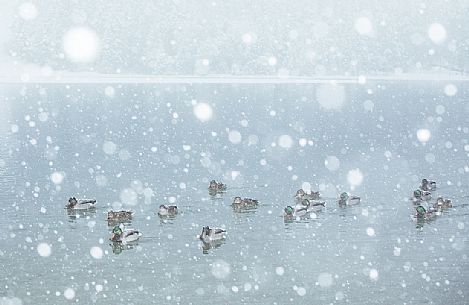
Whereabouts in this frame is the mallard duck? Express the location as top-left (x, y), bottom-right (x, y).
top-left (283, 205), bottom-right (309, 219)
top-left (66, 197), bottom-right (96, 210)
top-left (208, 180), bottom-right (227, 192)
top-left (294, 189), bottom-right (320, 201)
top-left (107, 210), bottom-right (133, 221)
top-left (232, 196), bottom-right (259, 207)
top-left (413, 205), bottom-right (438, 221)
top-left (158, 204), bottom-right (178, 216)
top-left (199, 226), bottom-right (226, 242)
top-left (338, 192), bottom-right (360, 206)
top-left (110, 225), bottom-right (141, 243)
top-left (435, 197), bottom-right (452, 209)
top-left (411, 189), bottom-right (432, 204)
top-left (420, 179), bottom-right (436, 192)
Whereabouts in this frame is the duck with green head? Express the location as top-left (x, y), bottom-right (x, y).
top-left (413, 204), bottom-right (438, 221)
top-left (110, 225), bottom-right (141, 243)
top-left (411, 189), bottom-right (431, 204)
top-left (338, 192), bottom-right (360, 206)
top-left (283, 205), bottom-right (309, 219)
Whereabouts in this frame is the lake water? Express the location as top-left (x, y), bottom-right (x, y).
top-left (0, 82), bottom-right (468, 305)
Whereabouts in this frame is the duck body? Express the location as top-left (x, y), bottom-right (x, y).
top-left (199, 226), bottom-right (226, 243)
top-left (208, 180), bottom-right (227, 192)
top-left (304, 200), bottom-right (326, 212)
top-left (283, 202), bottom-right (325, 219)
top-left (67, 197), bottom-right (96, 210)
top-left (294, 189), bottom-right (320, 202)
top-left (435, 197), bottom-right (452, 209)
top-left (158, 205), bottom-right (178, 216)
top-left (283, 205), bottom-right (314, 219)
top-left (232, 196), bottom-right (259, 207)
top-left (338, 192), bottom-right (360, 206)
top-left (420, 179), bottom-right (437, 192)
top-left (110, 225), bottom-right (141, 243)
top-left (412, 205), bottom-right (439, 221)
top-left (107, 210), bottom-right (133, 221)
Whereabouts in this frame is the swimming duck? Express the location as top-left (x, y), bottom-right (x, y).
top-left (338, 192), bottom-right (360, 206)
top-left (208, 180), bottom-right (227, 192)
top-left (232, 196), bottom-right (259, 207)
top-left (283, 205), bottom-right (309, 219)
top-left (199, 226), bottom-right (226, 243)
top-left (66, 197), bottom-right (96, 210)
top-left (411, 189), bottom-right (432, 204)
top-left (294, 189), bottom-right (320, 201)
top-left (107, 210), bottom-right (133, 221)
top-left (413, 205), bottom-right (438, 221)
top-left (110, 225), bottom-right (141, 243)
top-left (420, 179), bottom-right (437, 192)
top-left (435, 197), bottom-right (452, 209)
top-left (158, 204), bottom-right (178, 216)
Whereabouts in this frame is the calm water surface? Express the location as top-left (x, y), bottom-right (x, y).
top-left (0, 83), bottom-right (468, 304)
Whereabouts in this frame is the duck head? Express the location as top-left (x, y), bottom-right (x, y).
top-left (413, 189), bottom-right (422, 198)
top-left (296, 189), bottom-right (305, 196)
top-left (111, 225), bottom-right (123, 241)
top-left (233, 197), bottom-right (243, 204)
top-left (67, 197), bottom-right (78, 208)
top-left (284, 206), bottom-right (294, 216)
top-left (159, 204), bottom-right (167, 210)
top-left (200, 226), bottom-right (211, 238)
top-left (416, 205), bottom-right (426, 217)
top-left (340, 192), bottom-right (349, 200)
top-left (436, 197), bottom-right (444, 206)
top-left (209, 180), bottom-right (217, 188)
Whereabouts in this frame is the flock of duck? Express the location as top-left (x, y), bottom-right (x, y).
top-left (410, 179), bottom-right (452, 221)
top-left (65, 178), bottom-right (449, 252)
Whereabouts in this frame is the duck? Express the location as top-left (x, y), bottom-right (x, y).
top-left (338, 192), bottom-right (360, 206)
top-left (107, 210), bottom-right (133, 221)
top-left (199, 226), bottom-right (226, 243)
top-left (208, 180), bottom-right (227, 192)
top-left (283, 205), bottom-right (309, 219)
top-left (158, 204), bottom-right (178, 216)
top-left (232, 196), bottom-right (259, 207)
top-left (435, 197), bottom-right (452, 209)
top-left (413, 205), bottom-right (438, 221)
top-left (66, 197), bottom-right (96, 210)
top-left (110, 225), bottom-right (141, 243)
top-left (294, 189), bottom-right (320, 201)
top-left (420, 179), bottom-right (437, 192)
top-left (411, 189), bottom-right (432, 204)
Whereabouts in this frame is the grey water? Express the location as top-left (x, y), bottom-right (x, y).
top-left (0, 82), bottom-right (468, 305)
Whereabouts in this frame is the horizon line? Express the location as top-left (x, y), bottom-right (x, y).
top-left (0, 72), bottom-right (468, 84)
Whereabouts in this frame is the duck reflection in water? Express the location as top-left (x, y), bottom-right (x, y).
top-left (109, 241), bottom-right (138, 254)
top-left (201, 239), bottom-right (226, 254)
top-left (66, 208), bottom-right (96, 222)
